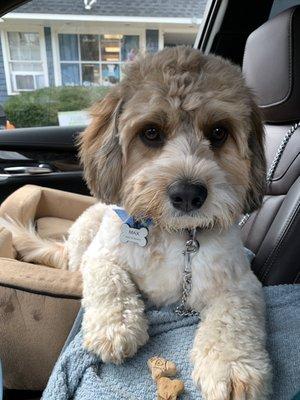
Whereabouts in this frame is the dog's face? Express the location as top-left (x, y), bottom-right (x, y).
top-left (80, 47), bottom-right (266, 231)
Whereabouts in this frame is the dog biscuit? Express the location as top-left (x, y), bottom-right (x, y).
top-left (157, 376), bottom-right (185, 400)
top-left (147, 356), bottom-right (177, 381)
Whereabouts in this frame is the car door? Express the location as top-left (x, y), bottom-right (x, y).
top-left (0, 125), bottom-right (90, 203)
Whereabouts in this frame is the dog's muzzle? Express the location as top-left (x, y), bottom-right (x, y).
top-left (168, 181), bottom-right (207, 213)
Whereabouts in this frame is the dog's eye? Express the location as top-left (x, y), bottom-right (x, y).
top-left (209, 126), bottom-right (228, 147)
top-left (139, 125), bottom-right (165, 148)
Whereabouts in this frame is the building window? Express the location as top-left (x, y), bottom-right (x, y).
top-left (146, 30), bottom-right (159, 54)
top-left (58, 33), bottom-right (139, 87)
top-left (163, 33), bottom-right (196, 48)
top-left (6, 32), bottom-right (47, 92)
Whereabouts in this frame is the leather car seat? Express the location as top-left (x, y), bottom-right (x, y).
top-left (242, 5), bottom-right (300, 285)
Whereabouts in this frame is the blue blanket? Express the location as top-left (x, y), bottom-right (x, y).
top-left (43, 285), bottom-right (300, 400)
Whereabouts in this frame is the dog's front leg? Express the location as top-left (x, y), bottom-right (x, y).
top-left (191, 283), bottom-right (272, 400)
top-left (82, 253), bottom-right (149, 364)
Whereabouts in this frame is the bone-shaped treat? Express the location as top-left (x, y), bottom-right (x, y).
top-left (147, 356), bottom-right (177, 381)
top-left (157, 377), bottom-right (185, 400)
top-left (119, 223), bottom-right (148, 247)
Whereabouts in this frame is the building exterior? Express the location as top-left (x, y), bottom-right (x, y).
top-left (0, 0), bottom-right (206, 104)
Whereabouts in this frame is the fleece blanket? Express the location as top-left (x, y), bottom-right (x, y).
top-left (42, 285), bottom-right (300, 400)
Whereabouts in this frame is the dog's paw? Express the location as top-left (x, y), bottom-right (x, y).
top-left (191, 352), bottom-right (272, 400)
top-left (83, 320), bottom-right (149, 364)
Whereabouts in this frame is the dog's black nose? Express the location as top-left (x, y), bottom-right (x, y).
top-left (168, 182), bottom-right (207, 213)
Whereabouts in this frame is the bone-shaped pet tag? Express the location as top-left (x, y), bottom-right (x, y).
top-left (120, 223), bottom-right (149, 247)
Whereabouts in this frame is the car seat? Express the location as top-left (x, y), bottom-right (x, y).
top-left (0, 5), bottom-right (299, 392)
top-left (241, 5), bottom-right (300, 285)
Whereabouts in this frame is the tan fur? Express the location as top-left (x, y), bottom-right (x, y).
top-left (78, 94), bottom-right (123, 203)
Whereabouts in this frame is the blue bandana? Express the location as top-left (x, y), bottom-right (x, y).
top-left (113, 208), bottom-right (152, 229)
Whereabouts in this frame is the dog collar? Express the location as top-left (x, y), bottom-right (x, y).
top-left (113, 207), bottom-right (152, 229)
top-left (113, 207), bottom-right (152, 247)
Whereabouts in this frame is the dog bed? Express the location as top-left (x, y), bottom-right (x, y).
top-left (42, 284), bottom-right (300, 400)
top-left (0, 185), bottom-right (95, 390)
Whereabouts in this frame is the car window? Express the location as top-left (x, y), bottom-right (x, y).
top-left (0, 0), bottom-right (208, 129)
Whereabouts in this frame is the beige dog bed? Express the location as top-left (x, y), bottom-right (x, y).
top-left (0, 185), bottom-right (95, 390)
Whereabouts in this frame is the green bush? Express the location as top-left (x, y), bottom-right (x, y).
top-left (4, 86), bottom-right (110, 128)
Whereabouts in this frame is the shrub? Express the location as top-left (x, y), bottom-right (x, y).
top-left (5, 102), bottom-right (58, 128)
top-left (4, 86), bottom-right (110, 128)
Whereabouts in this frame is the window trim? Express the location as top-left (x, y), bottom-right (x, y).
top-left (0, 26), bottom-right (49, 95)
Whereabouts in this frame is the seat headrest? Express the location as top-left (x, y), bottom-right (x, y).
top-left (243, 6), bottom-right (300, 124)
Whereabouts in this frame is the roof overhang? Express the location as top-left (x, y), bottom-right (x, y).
top-left (3, 12), bottom-right (202, 25)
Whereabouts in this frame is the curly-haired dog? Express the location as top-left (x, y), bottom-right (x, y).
top-left (3, 47), bottom-right (272, 399)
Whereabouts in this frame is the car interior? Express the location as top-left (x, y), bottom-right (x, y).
top-left (0, 0), bottom-right (299, 399)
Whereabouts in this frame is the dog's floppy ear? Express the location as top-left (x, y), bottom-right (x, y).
top-left (243, 103), bottom-right (266, 214)
top-left (79, 92), bottom-right (123, 204)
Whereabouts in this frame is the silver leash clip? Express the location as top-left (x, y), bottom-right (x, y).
top-left (184, 229), bottom-right (199, 274)
top-left (185, 229), bottom-right (200, 254)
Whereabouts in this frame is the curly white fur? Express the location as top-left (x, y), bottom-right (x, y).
top-left (66, 204), bottom-right (272, 399)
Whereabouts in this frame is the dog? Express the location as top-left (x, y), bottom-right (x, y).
top-left (3, 47), bottom-right (272, 399)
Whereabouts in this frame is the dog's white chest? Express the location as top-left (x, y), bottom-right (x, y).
top-left (89, 208), bottom-right (248, 308)
top-left (120, 231), bottom-right (187, 306)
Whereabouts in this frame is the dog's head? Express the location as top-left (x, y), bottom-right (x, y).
top-left (80, 47), bottom-right (266, 231)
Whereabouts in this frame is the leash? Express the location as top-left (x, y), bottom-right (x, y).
top-left (175, 228), bottom-right (200, 317)
top-left (239, 121), bottom-right (300, 228)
